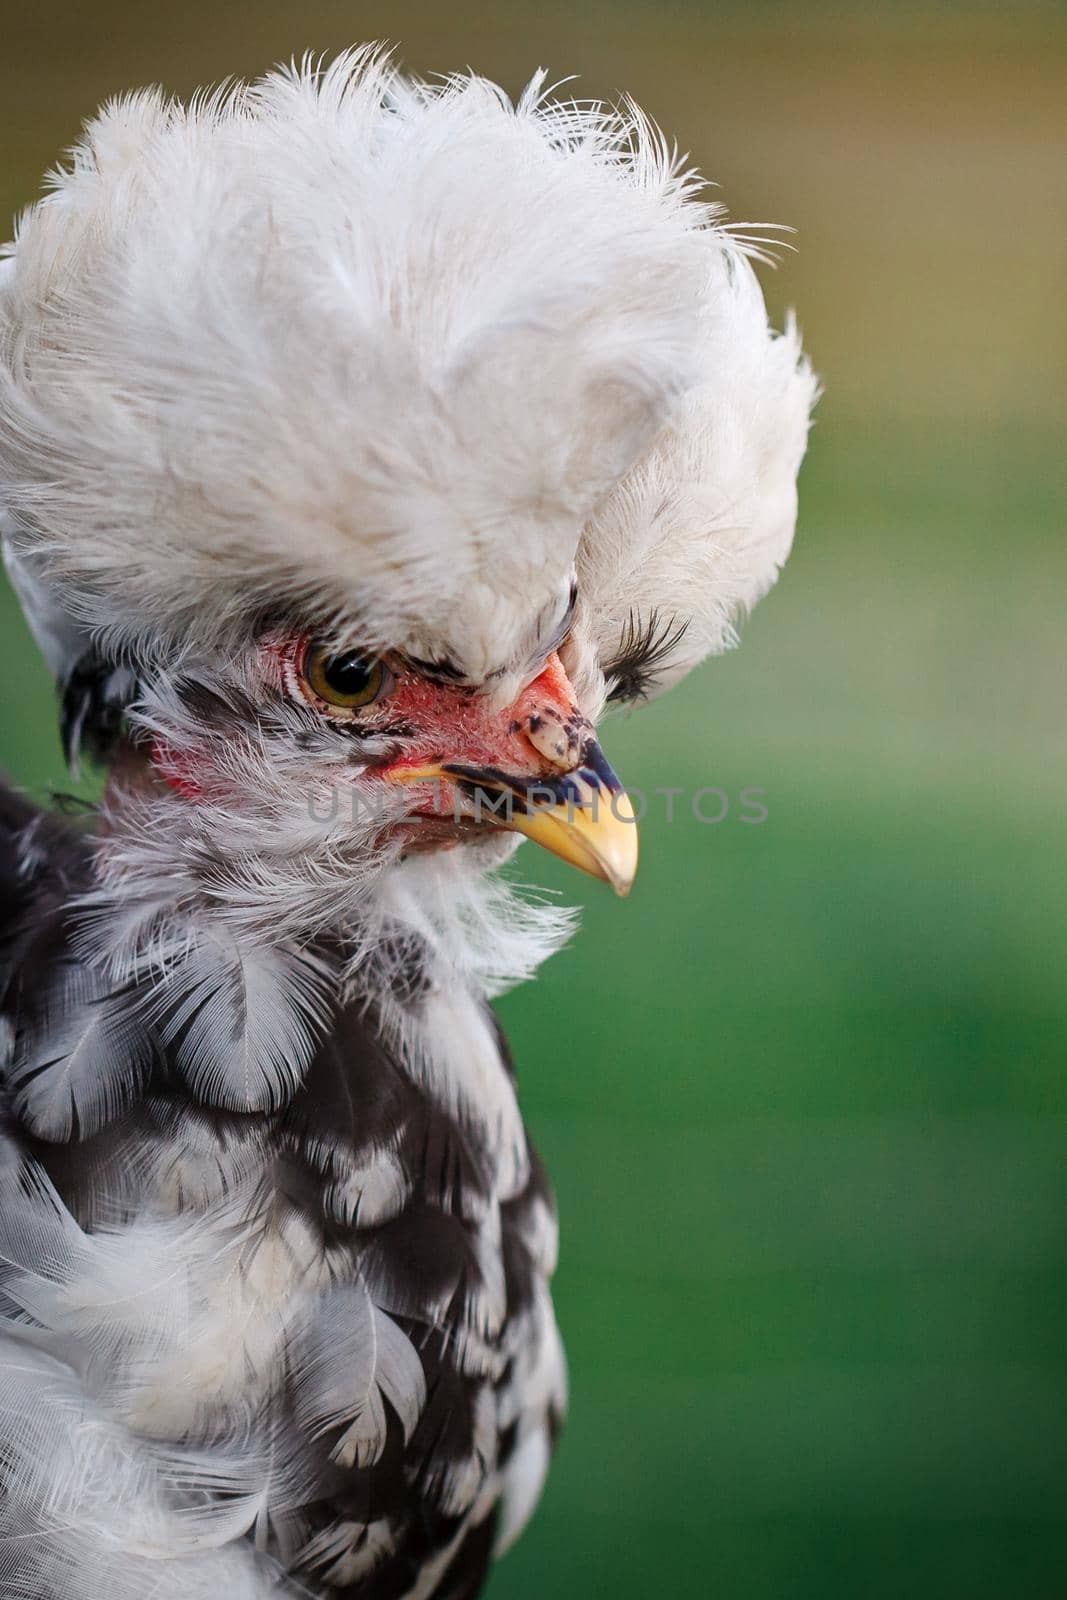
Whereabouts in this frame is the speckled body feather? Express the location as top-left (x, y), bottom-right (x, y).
top-left (0, 784), bottom-right (563, 1598)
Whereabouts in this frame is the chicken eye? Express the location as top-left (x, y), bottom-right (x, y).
top-left (302, 644), bottom-right (388, 709)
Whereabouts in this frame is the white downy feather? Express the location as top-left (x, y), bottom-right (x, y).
top-left (293, 1280), bottom-right (426, 1469)
top-left (0, 1164), bottom-right (317, 1436)
top-left (0, 1334), bottom-right (298, 1600)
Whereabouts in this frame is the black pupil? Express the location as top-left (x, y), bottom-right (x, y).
top-left (323, 653), bottom-right (374, 697)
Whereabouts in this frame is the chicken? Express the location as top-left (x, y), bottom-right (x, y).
top-left (0, 49), bottom-right (816, 1600)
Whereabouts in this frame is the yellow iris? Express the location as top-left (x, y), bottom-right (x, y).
top-left (302, 643), bottom-right (386, 709)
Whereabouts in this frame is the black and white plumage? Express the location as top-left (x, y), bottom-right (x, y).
top-left (0, 50), bottom-right (815, 1600)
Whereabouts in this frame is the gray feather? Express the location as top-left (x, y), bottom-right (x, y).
top-left (11, 960), bottom-right (155, 1141)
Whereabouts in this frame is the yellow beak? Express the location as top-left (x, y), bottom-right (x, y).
top-left (386, 741), bottom-right (639, 896)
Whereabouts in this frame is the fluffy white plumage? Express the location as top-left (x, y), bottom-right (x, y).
top-left (0, 47), bottom-right (814, 703)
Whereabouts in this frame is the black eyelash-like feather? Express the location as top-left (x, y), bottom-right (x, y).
top-left (603, 610), bottom-right (689, 705)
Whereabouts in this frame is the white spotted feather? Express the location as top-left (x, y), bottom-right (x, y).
top-left (294, 1280), bottom-right (427, 1469)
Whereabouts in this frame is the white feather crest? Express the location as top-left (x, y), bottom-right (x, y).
top-left (0, 47), bottom-right (815, 694)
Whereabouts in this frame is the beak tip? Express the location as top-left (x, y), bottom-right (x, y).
top-left (582, 820), bottom-right (638, 898)
top-left (605, 845), bottom-right (639, 899)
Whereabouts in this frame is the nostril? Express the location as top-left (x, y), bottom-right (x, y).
top-left (525, 709), bottom-right (580, 769)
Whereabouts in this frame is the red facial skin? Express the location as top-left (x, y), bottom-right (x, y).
top-left (152, 640), bottom-right (588, 824)
top-left (382, 656), bottom-right (581, 765)
top-left (374, 651), bottom-right (588, 827)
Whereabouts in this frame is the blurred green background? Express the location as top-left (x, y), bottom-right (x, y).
top-left (2, 3), bottom-right (1065, 1596)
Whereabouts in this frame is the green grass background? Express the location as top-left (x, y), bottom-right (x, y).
top-left (1, 3), bottom-right (1065, 1596)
